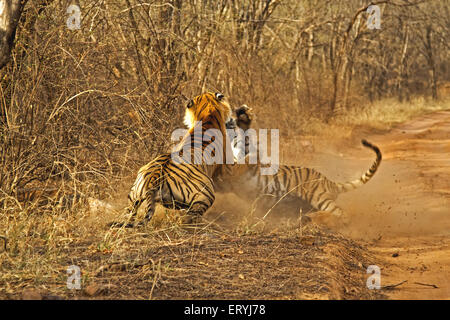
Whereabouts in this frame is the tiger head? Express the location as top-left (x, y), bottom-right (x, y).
top-left (235, 104), bottom-right (253, 131)
top-left (183, 92), bottom-right (232, 130)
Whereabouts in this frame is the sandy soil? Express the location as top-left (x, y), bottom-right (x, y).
top-left (308, 110), bottom-right (450, 299)
top-left (363, 111), bottom-right (450, 299)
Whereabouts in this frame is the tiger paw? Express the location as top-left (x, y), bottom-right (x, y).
top-left (299, 215), bottom-right (312, 225)
top-left (181, 214), bottom-right (203, 225)
top-left (310, 211), bottom-right (349, 229)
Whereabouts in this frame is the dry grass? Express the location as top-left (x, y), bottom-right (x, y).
top-left (285, 97), bottom-right (450, 142)
top-left (340, 97), bottom-right (450, 129)
top-left (0, 205), bottom-right (385, 300)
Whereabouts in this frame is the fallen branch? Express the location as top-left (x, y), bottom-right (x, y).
top-left (414, 282), bottom-right (438, 289)
top-left (382, 280), bottom-right (408, 290)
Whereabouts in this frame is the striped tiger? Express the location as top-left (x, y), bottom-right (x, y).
top-left (226, 104), bottom-right (254, 161)
top-left (216, 139), bottom-right (382, 222)
top-left (113, 92), bottom-right (233, 227)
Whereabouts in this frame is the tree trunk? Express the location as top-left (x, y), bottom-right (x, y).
top-left (343, 60), bottom-right (354, 110)
top-left (425, 25), bottom-right (438, 100)
top-left (397, 24), bottom-right (409, 102)
top-left (0, 0), bottom-right (26, 70)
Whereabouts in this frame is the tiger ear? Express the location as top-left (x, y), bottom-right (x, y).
top-left (186, 99), bottom-right (194, 108)
top-left (215, 92), bottom-right (224, 101)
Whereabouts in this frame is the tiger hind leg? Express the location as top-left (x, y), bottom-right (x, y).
top-left (132, 189), bottom-right (158, 227)
top-left (308, 194), bottom-right (350, 226)
top-left (108, 199), bottom-right (138, 228)
top-left (109, 189), bottom-right (156, 228)
top-left (181, 200), bottom-right (212, 225)
top-left (316, 198), bottom-right (344, 217)
top-left (108, 198), bottom-right (142, 228)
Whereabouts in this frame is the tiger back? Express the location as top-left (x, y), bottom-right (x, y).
top-left (114, 92), bottom-right (233, 227)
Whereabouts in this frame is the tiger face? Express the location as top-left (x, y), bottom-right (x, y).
top-left (183, 92), bottom-right (232, 129)
top-left (235, 104), bottom-right (253, 131)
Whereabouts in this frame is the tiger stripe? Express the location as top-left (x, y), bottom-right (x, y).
top-left (217, 139), bottom-right (382, 219)
top-left (114, 92), bottom-right (232, 227)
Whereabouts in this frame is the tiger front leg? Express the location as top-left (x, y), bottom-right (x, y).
top-left (310, 205), bottom-right (350, 228)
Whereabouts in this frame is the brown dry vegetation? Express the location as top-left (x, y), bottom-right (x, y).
top-left (0, 0), bottom-right (449, 300)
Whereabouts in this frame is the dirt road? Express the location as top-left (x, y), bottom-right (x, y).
top-left (363, 110), bottom-right (450, 299)
top-left (310, 110), bottom-right (450, 299)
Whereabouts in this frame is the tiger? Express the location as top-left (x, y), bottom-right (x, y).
top-left (225, 104), bottom-right (254, 161)
top-left (215, 139), bottom-right (382, 223)
top-left (112, 92), bottom-right (233, 227)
